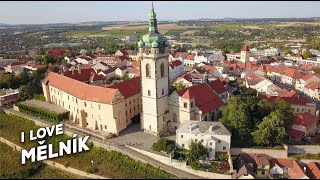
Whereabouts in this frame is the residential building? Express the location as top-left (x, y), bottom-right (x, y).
top-left (176, 121), bottom-right (231, 158)
top-left (169, 60), bottom-right (184, 83)
top-left (269, 158), bottom-right (309, 179)
top-left (0, 89), bottom-right (19, 106)
top-left (4, 61), bottom-right (25, 75)
top-left (93, 62), bottom-right (111, 71)
top-left (42, 72), bottom-right (141, 135)
top-left (226, 53), bottom-right (241, 61)
top-left (234, 153), bottom-right (270, 179)
top-left (288, 112), bottom-right (318, 140)
top-left (62, 66), bottom-right (106, 86)
top-left (295, 74), bottom-right (320, 92)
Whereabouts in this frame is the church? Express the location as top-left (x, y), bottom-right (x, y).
top-left (41, 3), bottom-right (228, 137)
top-left (138, 3), bottom-right (229, 137)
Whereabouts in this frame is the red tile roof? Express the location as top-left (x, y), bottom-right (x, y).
top-left (291, 112), bottom-right (318, 127)
top-left (287, 129), bottom-right (305, 138)
top-left (185, 54), bottom-right (195, 61)
top-left (170, 60), bottom-right (183, 69)
top-left (260, 91), bottom-right (313, 106)
top-left (283, 68), bottom-right (304, 79)
top-left (42, 72), bottom-right (118, 104)
top-left (207, 79), bottom-right (228, 94)
top-left (181, 89), bottom-right (194, 99)
top-left (177, 83), bottom-right (224, 114)
top-left (63, 68), bottom-right (104, 82)
top-left (109, 77), bottom-right (141, 98)
top-left (130, 61), bottom-right (141, 69)
top-left (176, 74), bottom-right (193, 83)
top-left (270, 158), bottom-right (307, 179)
top-left (301, 74), bottom-right (315, 81)
top-left (241, 44), bottom-right (250, 51)
top-left (306, 162), bottom-right (320, 179)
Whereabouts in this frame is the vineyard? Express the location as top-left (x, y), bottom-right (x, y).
top-left (0, 114), bottom-right (177, 179)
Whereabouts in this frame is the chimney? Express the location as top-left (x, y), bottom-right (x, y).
top-left (77, 64), bottom-right (81, 74)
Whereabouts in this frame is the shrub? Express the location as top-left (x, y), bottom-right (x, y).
top-left (152, 138), bottom-right (175, 154)
top-left (86, 166), bottom-right (99, 174)
top-left (217, 153), bottom-right (228, 161)
top-left (34, 94), bottom-right (46, 101)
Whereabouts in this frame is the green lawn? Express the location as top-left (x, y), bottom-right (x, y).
top-left (291, 153), bottom-right (320, 160)
top-left (0, 114), bottom-right (177, 179)
top-left (0, 142), bottom-right (82, 179)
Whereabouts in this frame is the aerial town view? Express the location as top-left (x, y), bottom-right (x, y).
top-left (1, 1), bottom-right (320, 179)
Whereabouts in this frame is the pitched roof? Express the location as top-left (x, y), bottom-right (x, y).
top-left (181, 89), bottom-right (194, 99)
top-left (291, 112), bottom-right (318, 127)
top-left (287, 129), bottom-right (305, 138)
top-left (177, 83), bottom-right (224, 114)
top-left (283, 67), bottom-right (304, 78)
top-left (241, 44), bottom-right (250, 51)
top-left (174, 52), bottom-right (189, 59)
top-left (176, 74), bottom-right (193, 83)
top-left (306, 162), bottom-right (320, 179)
top-left (63, 68), bottom-right (104, 82)
top-left (109, 77), bottom-right (141, 98)
top-left (42, 72), bottom-right (118, 104)
top-left (270, 158), bottom-right (307, 179)
top-left (207, 79), bottom-right (228, 94)
top-left (170, 60), bottom-right (183, 69)
top-left (236, 164), bottom-right (255, 178)
top-left (301, 74), bottom-right (316, 81)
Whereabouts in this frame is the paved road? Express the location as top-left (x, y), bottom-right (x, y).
top-left (4, 109), bottom-right (203, 179)
top-left (288, 145), bottom-right (320, 154)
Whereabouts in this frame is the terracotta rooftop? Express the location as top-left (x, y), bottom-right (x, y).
top-left (270, 158), bottom-right (307, 179)
top-left (291, 112), bottom-right (318, 127)
top-left (177, 83), bottom-right (224, 114)
top-left (306, 162), bottom-right (320, 179)
top-left (241, 44), bottom-right (250, 52)
top-left (42, 72), bottom-right (118, 104)
top-left (170, 60), bottom-right (183, 69)
top-left (109, 77), bottom-right (141, 98)
top-left (63, 68), bottom-right (104, 82)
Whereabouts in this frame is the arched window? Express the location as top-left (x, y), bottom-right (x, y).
top-left (146, 64), bottom-right (151, 77)
top-left (160, 63), bottom-right (165, 77)
top-left (172, 113), bottom-right (177, 123)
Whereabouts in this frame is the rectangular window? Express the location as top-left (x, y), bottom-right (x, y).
top-left (195, 139), bottom-right (198, 143)
top-left (191, 102), bottom-right (193, 108)
top-left (262, 171), bottom-right (265, 175)
top-left (84, 102), bottom-right (87, 107)
top-left (201, 139), bottom-right (204, 143)
top-left (297, 108), bottom-right (299, 112)
top-left (223, 146), bottom-right (226, 150)
top-left (181, 135), bottom-right (183, 138)
top-left (184, 102), bottom-right (187, 108)
top-left (91, 103), bottom-right (93, 108)
top-left (218, 140), bottom-right (221, 143)
top-left (99, 104), bottom-right (101, 110)
top-left (210, 142), bottom-right (212, 146)
top-left (182, 144), bottom-right (185, 148)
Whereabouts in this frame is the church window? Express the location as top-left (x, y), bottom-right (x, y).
top-left (160, 63), bottom-right (165, 77)
top-left (148, 90), bottom-right (151, 96)
top-left (84, 102), bottom-right (87, 107)
top-left (146, 64), bottom-right (151, 77)
top-left (162, 88), bottom-right (164, 95)
top-left (191, 102), bottom-right (193, 108)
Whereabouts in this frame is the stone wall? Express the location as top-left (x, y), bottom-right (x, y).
top-left (128, 146), bottom-right (233, 179)
top-left (230, 147), bottom-right (288, 159)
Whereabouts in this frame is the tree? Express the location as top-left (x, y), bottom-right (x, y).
top-left (312, 67), bottom-right (320, 73)
top-left (18, 71), bottom-right (30, 86)
top-left (251, 110), bottom-right (287, 146)
top-left (302, 51), bottom-right (312, 59)
top-left (273, 99), bottom-right (293, 129)
top-left (219, 97), bottom-right (252, 140)
top-left (283, 49), bottom-right (292, 56)
top-left (173, 81), bottom-right (186, 91)
top-left (256, 99), bottom-right (273, 122)
top-left (187, 142), bottom-right (209, 170)
top-left (152, 138), bottom-right (175, 154)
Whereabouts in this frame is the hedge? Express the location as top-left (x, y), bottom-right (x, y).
top-left (16, 102), bottom-right (69, 123)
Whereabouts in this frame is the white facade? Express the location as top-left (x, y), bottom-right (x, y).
top-left (240, 50), bottom-right (250, 63)
top-left (176, 121), bottom-right (231, 158)
top-left (139, 47), bottom-right (170, 137)
top-left (169, 61), bottom-right (184, 83)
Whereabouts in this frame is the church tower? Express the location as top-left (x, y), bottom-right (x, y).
top-left (240, 44), bottom-right (250, 63)
top-left (138, 2), bottom-right (170, 137)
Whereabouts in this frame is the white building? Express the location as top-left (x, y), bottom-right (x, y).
top-left (176, 121), bottom-right (231, 158)
top-left (169, 60), bottom-right (184, 83)
top-left (240, 44), bottom-right (250, 63)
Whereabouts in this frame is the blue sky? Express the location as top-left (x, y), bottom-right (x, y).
top-left (1, 1), bottom-right (320, 24)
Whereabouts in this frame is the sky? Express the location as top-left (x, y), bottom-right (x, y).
top-left (0, 1), bottom-right (320, 24)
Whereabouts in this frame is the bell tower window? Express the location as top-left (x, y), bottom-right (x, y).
top-left (146, 64), bottom-right (151, 77)
top-left (160, 63), bottom-right (165, 77)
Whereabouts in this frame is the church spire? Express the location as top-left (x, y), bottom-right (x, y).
top-left (149, 1), bottom-right (157, 32)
